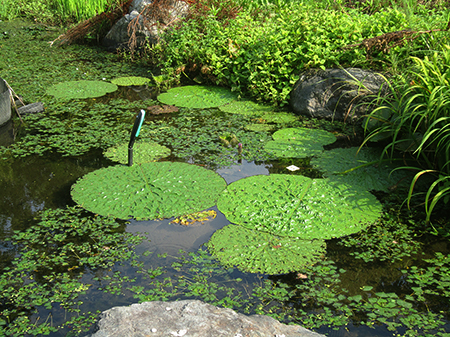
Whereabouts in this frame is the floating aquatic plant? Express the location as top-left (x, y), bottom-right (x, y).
top-left (103, 141), bottom-right (171, 164)
top-left (170, 210), bottom-right (217, 226)
top-left (157, 85), bottom-right (238, 108)
top-left (264, 127), bottom-right (336, 158)
top-left (207, 224), bottom-right (326, 274)
top-left (71, 162), bottom-right (226, 220)
top-left (245, 123), bottom-right (274, 132)
top-left (111, 76), bottom-right (151, 86)
top-left (46, 80), bottom-right (118, 99)
top-left (311, 147), bottom-right (408, 192)
top-left (217, 174), bottom-right (382, 240)
top-left (219, 99), bottom-right (274, 116)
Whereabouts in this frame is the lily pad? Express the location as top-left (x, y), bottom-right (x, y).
top-left (264, 127), bottom-right (336, 158)
top-left (157, 85), bottom-right (238, 108)
top-left (311, 147), bottom-right (408, 192)
top-left (217, 174), bottom-right (382, 240)
top-left (103, 141), bottom-right (171, 164)
top-left (263, 112), bottom-right (298, 124)
top-left (46, 80), bottom-right (118, 99)
top-left (245, 123), bottom-right (274, 132)
top-left (219, 100), bottom-right (274, 116)
top-left (71, 162), bottom-right (227, 220)
top-left (111, 76), bottom-right (151, 86)
top-left (207, 224), bottom-right (326, 274)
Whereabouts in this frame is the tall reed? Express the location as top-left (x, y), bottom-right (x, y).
top-left (363, 45), bottom-right (450, 223)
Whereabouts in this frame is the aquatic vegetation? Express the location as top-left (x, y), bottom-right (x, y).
top-left (46, 80), bottom-right (118, 99)
top-left (157, 85), bottom-right (238, 108)
top-left (0, 99), bottom-right (145, 158)
top-left (170, 210), bottom-right (217, 226)
top-left (111, 76), bottom-right (151, 86)
top-left (0, 206), bottom-right (145, 336)
top-left (103, 141), bottom-right (171, 164)
top-left (338, 216), bottom-right (422, 263)
top-left (264, 127), bottom-right (336, 158)
top-left (311, 147), bottom-right (410, 192)
top-left (219, 99), bottom-right (274, 116)
top-left (217, 174), bottom-right (382, 240)
top-left (207, 224), bottom-right (326, 274)
top-left (71, 162), bottom-right (227, 220)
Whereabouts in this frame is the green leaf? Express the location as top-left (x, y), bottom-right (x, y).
top-left (71, 162), bottom-right (226, 220)
top-left (157, 85), bottom-right (238, 108)
top-left (111, 76), bottom-right (151, 86)
top-left (217, 174), bottom-right (382, 240)
top-left (206, 224), bottom-right (326, 275)
top-left (104, 141), bottom-right (171, 164)
top-left (46, 80), bottom-right (118, 99)
top-left (264, 127), bottom-right (336, 158)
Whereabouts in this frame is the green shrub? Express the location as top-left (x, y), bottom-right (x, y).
top-left (153, 2), bottom-right (446, 105)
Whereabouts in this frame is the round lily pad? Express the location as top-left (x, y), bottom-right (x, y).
top-left (264, 127), bottom-right (336, 158)
top-left (46, 80), bottom-right (118, 99)
top-left (217, 174), bottom-right (382, 240)
top-left (207, 224), bottom-right (326, 275)
top-left (111, 76), bottom-right (151, 86)
top-left (157, 85), bottom-right (238, 108)
top-left (71, 162), bottom-right (227, 220)
top-left (311, 147), bottom-right (408, 192)
top-left (219, 100), bottom-right (274, 116)
top-left (104, 141), bottom-right (171, 164)
top-left (245, 123), bottom-right (274, 132)
top-left (263, 112), bottom-right (298, 124)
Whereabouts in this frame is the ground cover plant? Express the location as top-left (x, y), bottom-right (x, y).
top-left (1, 0), bottom-right (450, 336)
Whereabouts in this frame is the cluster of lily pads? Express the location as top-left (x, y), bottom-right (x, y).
top-left (68, 84), bottom-right (407, 275)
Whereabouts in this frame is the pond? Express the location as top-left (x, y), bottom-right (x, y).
top-left (1, 19), bottom-right (450, 337)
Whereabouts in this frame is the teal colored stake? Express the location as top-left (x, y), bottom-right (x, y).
top-left (128, 109), bottom-right (146, 166)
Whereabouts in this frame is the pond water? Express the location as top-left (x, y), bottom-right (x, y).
top-left (1, 19), bottom-right (450, 337)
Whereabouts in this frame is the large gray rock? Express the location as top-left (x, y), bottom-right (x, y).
top-left (290, 68), bottom-right (387, 122)
top-left (87, 300), bottom-right (325, 337)
top-left (103, 0), bottom-right (189, 50)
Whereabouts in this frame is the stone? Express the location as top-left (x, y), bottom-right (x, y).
top-left (103, 0), bottom-right (189, 50)
top-left (0, 78), bottom-right (11, 127)
top-left (17, 102), bottom-right (45, 115)
top-left (86, 300), bottom-right (325, 337)
top-left (289, 68), bottom-right (387, 122)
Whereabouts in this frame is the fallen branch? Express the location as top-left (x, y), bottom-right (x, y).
top-left (343, 21), bottom-right (450, 58)
top-left (50, 0), bottom-right (133, 46)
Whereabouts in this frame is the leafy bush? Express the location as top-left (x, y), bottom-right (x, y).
top-left (152, 2), bottom-right (447, 105)
top-left (363, 45), bottom-right (450, 223)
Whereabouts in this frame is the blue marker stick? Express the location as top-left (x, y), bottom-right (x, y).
top-left (128, 109), bottom-right (146, 167)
